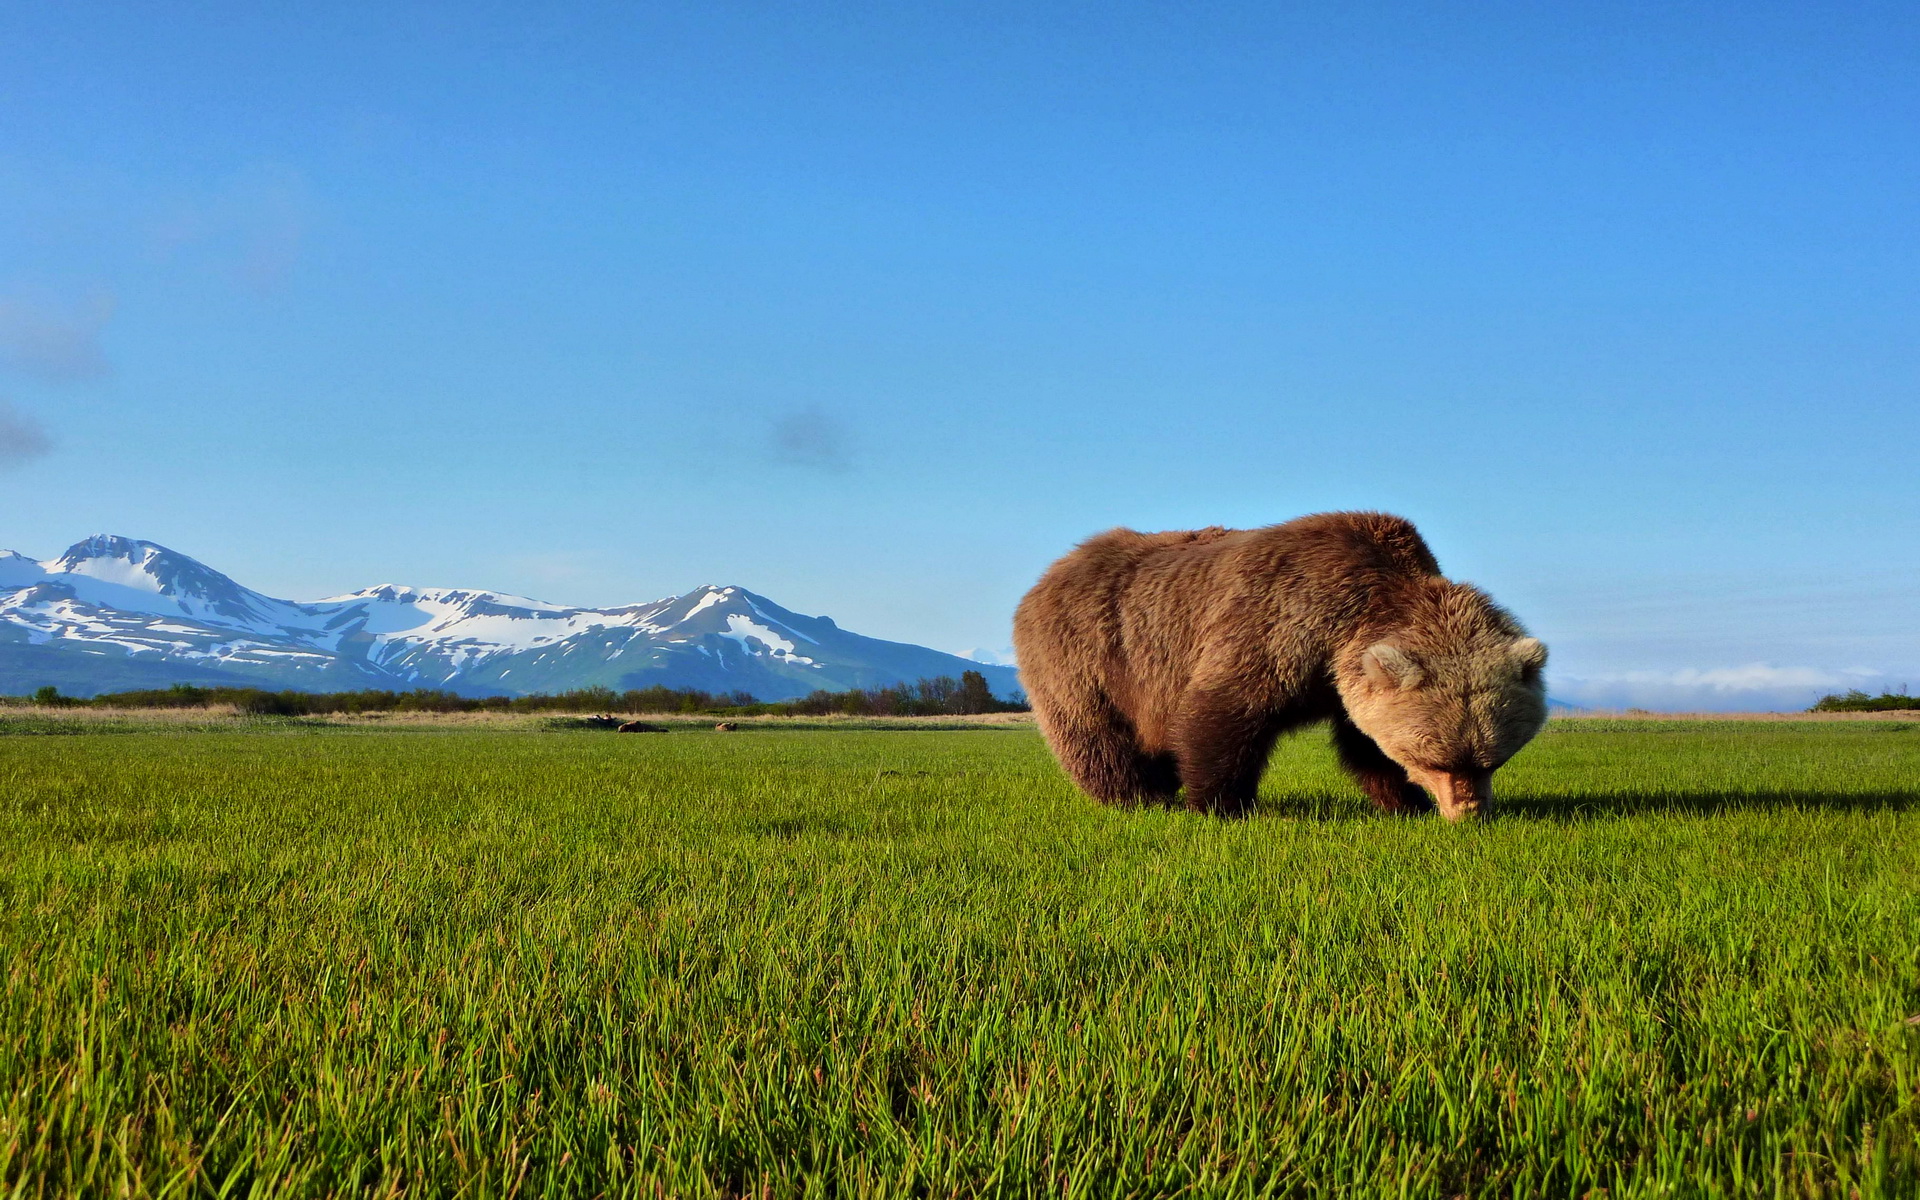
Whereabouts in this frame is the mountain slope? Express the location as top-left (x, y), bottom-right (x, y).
top-left (0, 537), bottom-right (1022, 701)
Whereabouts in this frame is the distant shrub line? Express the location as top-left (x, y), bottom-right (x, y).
top-left (1808, 688), bottom-right (1916, 713)
top-left (15, 670), bottom-right (1027, 718)
top-left (771, 671), bottom-right (1026, 717)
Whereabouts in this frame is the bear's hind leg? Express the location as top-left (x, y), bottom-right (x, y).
top-left (1331, 714), bottom-right (1434, 816)
top-left (1037, 702), bottom-right (1169, 807)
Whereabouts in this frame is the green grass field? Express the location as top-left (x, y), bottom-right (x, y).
top-left (2, 719), bottom-right (1917, 1198)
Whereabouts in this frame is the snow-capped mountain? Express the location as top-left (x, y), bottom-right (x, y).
top-left (0, 535), bottom-right (1022, 700)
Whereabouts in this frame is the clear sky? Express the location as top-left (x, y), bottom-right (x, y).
top-left (2, 2), bottom-right (1915, 710)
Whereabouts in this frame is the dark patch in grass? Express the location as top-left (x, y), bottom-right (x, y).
top-left (1497, 788), bottom-right (1920, 820)
top-left (1244, 786), bottom-right (1920, 822)
top-left (1247, 791), bottom-right (1383, 820)
top-left (1548, 718), bottom-right (1916, 734)
top-left (541, 716), bottom-right (619, 732)
top-left (742, 815), bottom-right (876, 841)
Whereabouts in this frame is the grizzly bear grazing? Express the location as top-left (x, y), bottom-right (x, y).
top-left (1010, 512), bottom-right (1547, 820)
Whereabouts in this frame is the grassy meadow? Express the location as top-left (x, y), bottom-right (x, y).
top-left (1, 716), bottom-right (1917, 1197)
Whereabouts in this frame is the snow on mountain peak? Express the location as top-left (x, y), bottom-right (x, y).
top-left (0, 550), bottom-right (41, 588)
top-left (678, 587), bottom-right (730, 623)
top-left (53, 535), bottom-right (175, 591)
top-left (24, 534), bottom-right (307, 633)
top-left (323, 583), bottom-right (572, 613)
top-left (56, 533), bottom-right (151, 561)
top-left (50, 535), bottom-right (250, 601)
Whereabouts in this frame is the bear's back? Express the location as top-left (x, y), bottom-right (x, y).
top-left (1014, 513), bottom-right (1441, 712)
top-left (1013, 525), bottom-right (1233, 646)
top-left (1115, 512), bottom-right (1439, 639)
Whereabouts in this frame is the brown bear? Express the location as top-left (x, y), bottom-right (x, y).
top-left (1010, 512), bottom-right (1547, 820)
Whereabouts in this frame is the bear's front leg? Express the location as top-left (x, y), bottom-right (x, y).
top-left (1330, 714), bottom-right (1435, 816)
top-left (1170, 686), bottom-right (1282, 817)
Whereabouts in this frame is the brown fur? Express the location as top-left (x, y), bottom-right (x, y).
top-left (1010, 512), bottom-right (1547, 819)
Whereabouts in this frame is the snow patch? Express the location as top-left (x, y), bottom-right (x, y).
top-left (720, 614), bottom-right (815, 664)
top-left (59, 550), bottom-right (167, 595)
top-left (0, 553), bottom-right (46, 588)
top-left (745, 597), bottom-right (817, 643)
top-left (678, 589), bottom-right (728, 623)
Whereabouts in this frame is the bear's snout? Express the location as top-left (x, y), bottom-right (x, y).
top-left (1406, 768), bottom-right (1493, 822)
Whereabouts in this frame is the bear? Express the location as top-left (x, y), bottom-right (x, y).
top-left (1009, 512), bottom-right (1547, 820)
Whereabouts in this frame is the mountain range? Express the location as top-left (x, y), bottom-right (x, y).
top-left (0, 535), bottom-right (1023, 701)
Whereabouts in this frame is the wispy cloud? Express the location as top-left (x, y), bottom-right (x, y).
top-left (151, 163), bottom-right (312, 294)
top-left (227, 165), bottom-right (310, 293)
top-left (0, 292), bottom-right (115, 382)
top-left (1550, 664), bottom-right (1893, 712)
top-left (769, 406), bottom-right (852, 472)
top-left (0, 400), bottom-right (53, 468)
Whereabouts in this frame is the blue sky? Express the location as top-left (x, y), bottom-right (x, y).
top-left (2, 1), bottom-right (1915, 709)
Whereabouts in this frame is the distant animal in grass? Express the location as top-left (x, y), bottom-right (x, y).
top-left (582, 714), bottom-right (622, 730)
top-left (1012, 511), bottom-right (1547, 821)
top-left (618, 721), bottom-right (669, 733)
top-left (714, 721), bottom-right (739, 731)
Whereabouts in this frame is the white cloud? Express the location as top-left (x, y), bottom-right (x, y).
top-left (958, 646), bottom-right (1018, 666)
top-left (1602, 665), bottom-right (1873, 691)
top-left (150, 163), bottom-right (312, 294)
top-left (1550, 664), bottom-right (1893, 713)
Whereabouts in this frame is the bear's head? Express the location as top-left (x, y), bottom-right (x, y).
top-left (1335, 581), bottom-right (1548, 821)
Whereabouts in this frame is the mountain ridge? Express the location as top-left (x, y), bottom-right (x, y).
top-left (0, 535), bottom-right (1022, 701)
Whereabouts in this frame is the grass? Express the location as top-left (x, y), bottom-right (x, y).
top-left (1, 720), bottom-right (1916, 1197)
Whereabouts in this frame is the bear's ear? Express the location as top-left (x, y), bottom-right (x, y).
top-left (1362, 643), bottom-right (1424, 690)
top-left (1508, 636), bottom-right (1547, 678)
